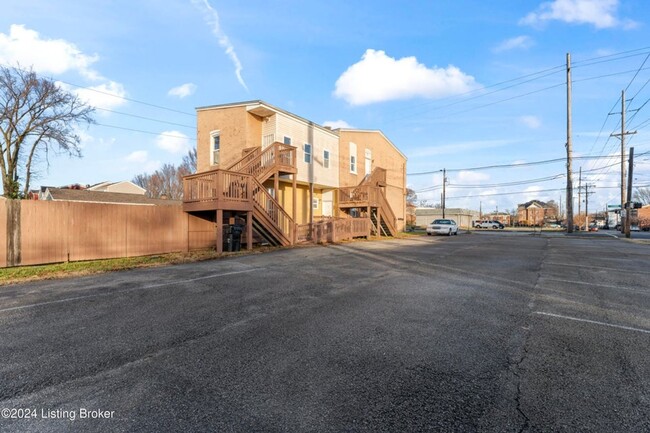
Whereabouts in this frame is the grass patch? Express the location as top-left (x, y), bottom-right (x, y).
top-left (0, 247), bottom-right (277, 286)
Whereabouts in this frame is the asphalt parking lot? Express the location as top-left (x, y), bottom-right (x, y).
top-left (1, 232), bottom-right (649, 432)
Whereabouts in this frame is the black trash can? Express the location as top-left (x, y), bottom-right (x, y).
top-left (231, 223), bottom-right (243, 252)
top-left (224, 225), bottom-right (234, 252)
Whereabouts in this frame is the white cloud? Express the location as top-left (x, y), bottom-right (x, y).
top-left (520, 0), bottom-right (636, 29)
top-left (519, 115), bottom-right (542, 129)
top-left (156, 131), bottom-right (191, 154)
top-left (0, 24), bottom-right (128, 111)
top-left (125, 150), bottom-right (149, 163)
top-left (72, 81), bottom-right (127, 110)
top-left (456, 171), bottom-right (490, 183)
top-left (0, 24), bottom-right (100, 79)
top-left (334, 49), bottom-right (479, 105)
top-left (323, 120), bottom-right (353, 129)
top-left (191, 0), bottom-right (248, 91)
top-left (168, 83), bottom-right (197, 98)
top-left (493, 36), bottom-right (534, 53)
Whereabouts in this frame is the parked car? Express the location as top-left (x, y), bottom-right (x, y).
top-left (427, 219), bottom-right (458, 236)
top-left (474, 220), bottom-right (504, 229)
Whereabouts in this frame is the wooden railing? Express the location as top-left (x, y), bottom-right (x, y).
top-left (338, 185), bottom-right (381, 207)
top-left (377, 188), bottom-right (397, 234)
top-left (251, 177), bottom-right (295, 244)
top-left (238, 142), bottom-right (296, 181)
top-left (183, 169), bottom-right (251, 204)
top-left (297, 218), bottom-right (371, 243)
top-left (226, 147), bottom-right (262, 172)
top-left (363, 167), bottom-right (387, 187)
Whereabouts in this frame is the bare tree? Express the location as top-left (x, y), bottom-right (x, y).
top-left (180, 147), bottom-right (197, 174)
top-left (132, 148), bottom-right (196, 200)
top-left (0, 65), bottom-right (94, 198)
top-left (634, 187), bottom-right (650, 204)
top-left (406, 187), bottom-right (417, 205)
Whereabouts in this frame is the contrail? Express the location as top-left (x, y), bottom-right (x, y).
top-left (191, 0), bottom-right (249, 91)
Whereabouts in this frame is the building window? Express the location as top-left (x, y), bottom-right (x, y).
top-left (323, 150), bottom-right (330, 168)
top-left (313, 198), bottom-right (319, 209)
top-left (304, 143), bottom-right (312, 163)
top-left (211, 131), bottom-right (220, 165)
top-left (283, 136), bottom-right (292, 145)
top-left (349, 142), bottom-right (357, 174)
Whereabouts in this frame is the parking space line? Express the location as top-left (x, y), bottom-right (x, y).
top-left (0, 268), bottom-right (264, 314)
top-left (540, 277), bottom-right (649, 294)
top-left (544, 262), bottom-right (650, 275)
top-left (534, 311), bottom-right (650, 335)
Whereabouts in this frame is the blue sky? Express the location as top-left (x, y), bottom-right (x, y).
top-left (2, 0), bottom-right (650, 216)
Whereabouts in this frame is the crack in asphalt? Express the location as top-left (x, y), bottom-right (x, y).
top-left (512, 237), bottom-right (550, 433)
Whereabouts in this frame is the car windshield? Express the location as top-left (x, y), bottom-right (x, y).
top-left (433, 219), bottom-right (452, 224)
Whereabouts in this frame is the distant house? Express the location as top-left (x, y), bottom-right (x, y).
top-left (87, 181), bottom-right (146, 195)
top-left (517, 200), bottom-right (557, 226)
top-left (40, 187), bottom-right (177, 206)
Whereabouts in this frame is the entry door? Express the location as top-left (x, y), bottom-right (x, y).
top-left (365, 149), bottom-right (372, 176)
top-left (322, 190), bottom-right (333, 217)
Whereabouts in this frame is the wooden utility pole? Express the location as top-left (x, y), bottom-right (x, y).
top-left (566, 53), bottom-right (574, 233)
top-left (625, 147), bottom-right (635, 238)
top-left (442, 168), bottom-right (446, 219)
top-left (611, 89), bottom-right (637, 233)
top-left (578, 167), bottom-right (581, 229)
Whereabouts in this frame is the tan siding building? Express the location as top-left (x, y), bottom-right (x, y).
top-left (186, 100), bottom-right (407, 251)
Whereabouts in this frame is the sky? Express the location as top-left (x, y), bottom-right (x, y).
top-left (1, 0), bottom-right (650, 217)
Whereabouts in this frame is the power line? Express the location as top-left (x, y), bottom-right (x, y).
top-left (408, 154), bottom-right (621, 176)
top-left (94, 107), bottom-right (195, 129)
top-left (95, 123), bottom-right (197, 140)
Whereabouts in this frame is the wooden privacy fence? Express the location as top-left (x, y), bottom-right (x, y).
top-left (1, 199), bottom-right (216, 267)
top-left (297, 218), bottom-right (371, 244)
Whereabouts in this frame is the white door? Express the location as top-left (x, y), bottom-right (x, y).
top-left (365, 149), bottom-right (372, 176)
top-left (322, 201), bottom-right (333, 217)
top-left (322, 190), bottom-right (333, 216)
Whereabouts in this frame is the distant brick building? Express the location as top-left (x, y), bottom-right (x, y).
top-left (517, 200), bottom-right (557, 226)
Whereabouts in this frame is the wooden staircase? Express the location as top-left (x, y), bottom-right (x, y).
top-left (183, 142), bottom-right (297, 248)
top-left (338, 167), bottom-right (397, 237)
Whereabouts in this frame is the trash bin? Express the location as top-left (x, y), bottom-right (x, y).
top-left (223, 225), bottom-right (234, 252)
top-left (231, 223), bottom-right (243, 252)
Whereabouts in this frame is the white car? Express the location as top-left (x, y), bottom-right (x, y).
top-left (426, 219), bottom-right (458, 236)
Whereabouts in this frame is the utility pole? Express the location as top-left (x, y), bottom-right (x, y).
top-left (441, 168), bottom-right (446, 219)
top-left (625, 147), bottom-right (635, 238)
top-left (566, 53), bottom-right (574, 233)
top-left (578, 167), bottom-right (582, 229)
top-left (584, 183), bottom-right (595, 229)
top-left (611, 89), bottom-right (637, 233)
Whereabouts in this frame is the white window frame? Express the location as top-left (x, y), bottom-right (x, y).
top-left (283, 136), bottom-right (292, 145)
top-left (349, 142), bottom-right (357, 174)
top-left (210, 130), bottom-right (220, 166)
top-left (312, 198), bottom-right (319, 209)
top-left (304, 143), bottom-right (312, 164)
top-left (323, 149), bottom-right (330, 168)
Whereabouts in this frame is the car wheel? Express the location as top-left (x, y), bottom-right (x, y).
top-left (454, 231), bottom-right (458, 236)
top-left (427, 232), bottom-right (431, 236)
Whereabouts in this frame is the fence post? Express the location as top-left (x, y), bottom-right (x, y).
top-left (6, 199), bottom-right (21, 267)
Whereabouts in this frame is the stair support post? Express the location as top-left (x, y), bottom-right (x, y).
top-left (247, 210), bottom-right (253, 250)
top-left (216, 209), bottom-right (223, 254)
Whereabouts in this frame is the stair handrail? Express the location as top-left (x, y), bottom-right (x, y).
top-left (251, 176), bottom-right (295, 243)
top-left (226, 147), bottom-right (262, 172)
top-left (377, 189), bottom-right (397, 234)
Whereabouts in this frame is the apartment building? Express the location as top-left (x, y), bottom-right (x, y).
top-left (184, 100), bottom-right (407, 251)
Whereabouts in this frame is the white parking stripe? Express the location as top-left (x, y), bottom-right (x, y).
top-left (534, 311), bottom-right (650, 335)
top-left (0, 268), bottom-right (264, 314)
top-left (544, 262), bottom-right (650, 275)
top-left (540, 277), bottom-right (649, 294)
